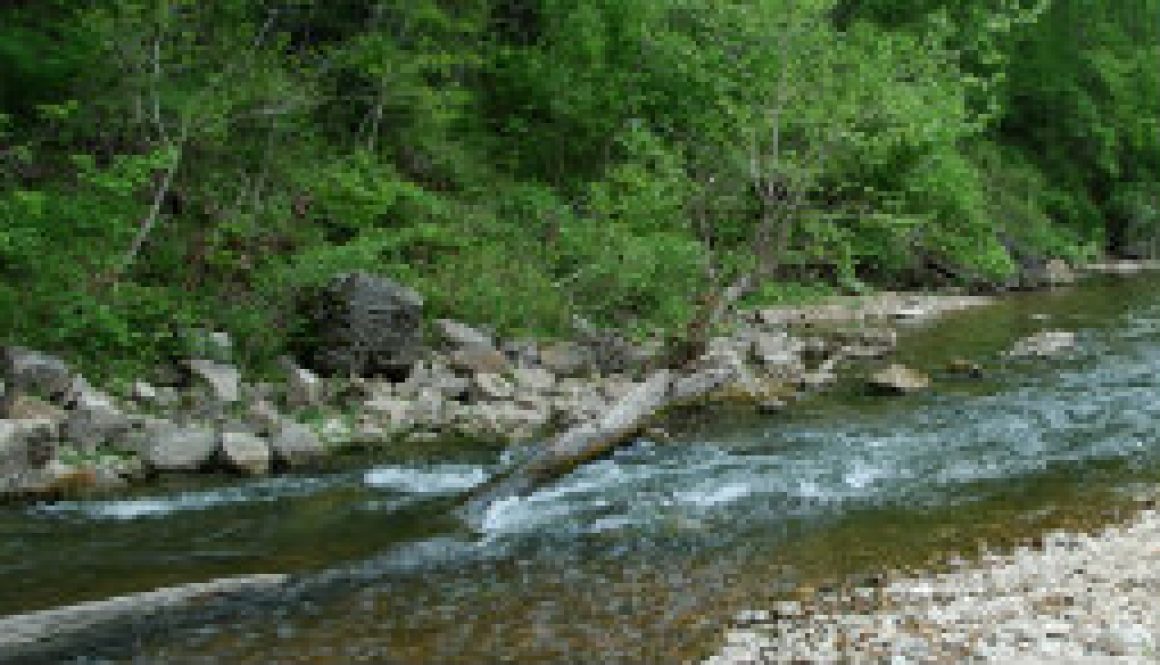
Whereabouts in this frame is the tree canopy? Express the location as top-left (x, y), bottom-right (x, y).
top-left (2, 0), bottom-right (1157, 376)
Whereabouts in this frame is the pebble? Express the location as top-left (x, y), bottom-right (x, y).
top-left (708, 505), bottom-right (1160, 663)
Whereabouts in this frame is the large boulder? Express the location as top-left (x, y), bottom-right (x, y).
top-left (61, 382), bottom-right (132, 452)
top-left (184, 359), bottom-right (241, 404)
top-left (270, 421), bottom-right (325, 468)
top-left (868, 364), bottom-right (931, 395)
top-left (511, 367), bottom-right (556, 393)
top-left (1, 419), bottom-right (58, 487)
top-left (137, 422), bottom-right (217, 473)
top-left (751, 332), bottom-right (806, 380)
top-left (304, 272), bottom-right (425, 378)
top-left (0, 347), bottom-right (73, 415)
top-left (539, 341), bottom-right (591, 377)
top-left (218, 430), bottom-right (271, 476)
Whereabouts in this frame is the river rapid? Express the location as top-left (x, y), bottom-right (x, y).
top-left (4, 275), bottom-right (1160, 663)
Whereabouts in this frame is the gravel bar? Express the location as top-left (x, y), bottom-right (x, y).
top-left (708, 504), bottom-right (1160, 663)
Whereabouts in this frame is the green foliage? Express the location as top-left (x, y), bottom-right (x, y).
top-left (1, 0), bottom-right (1158, 377)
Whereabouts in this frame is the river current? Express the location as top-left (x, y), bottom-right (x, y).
top-left (3, 275), bottom-right (1160, 663)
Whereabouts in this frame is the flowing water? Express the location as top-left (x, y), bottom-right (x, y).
top-left (4, 276), bottom-right (1160, 663)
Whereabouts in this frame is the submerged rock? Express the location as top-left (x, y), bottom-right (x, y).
top-left (1008, 330), bottom-right (1077, 358)
top-left (947, 358), bottom-right (984, 378)
top-left (868, 364), bottom-right (931, 395)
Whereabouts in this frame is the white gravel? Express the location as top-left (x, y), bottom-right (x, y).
top-left (708, 505), bottom-right (1160, 663)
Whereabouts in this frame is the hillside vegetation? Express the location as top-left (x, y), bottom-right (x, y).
top-left (2, 0), bottom-right (1158, 377)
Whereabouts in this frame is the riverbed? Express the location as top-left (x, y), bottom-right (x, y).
top-left (4, 275), bottom-right (1160, 663)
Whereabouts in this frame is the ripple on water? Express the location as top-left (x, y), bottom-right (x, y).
top-left (362, 464), bottom-right (489, 494)
top-left (27, 475), bottom-right (343, 521)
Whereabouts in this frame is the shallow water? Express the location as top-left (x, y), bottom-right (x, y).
top-left (4, 276), bottom-right (1160, 663)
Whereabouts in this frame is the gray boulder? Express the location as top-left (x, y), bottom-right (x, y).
top-left (363, 397), bottom-right (414, 434)
top-left (511, 367), bottom-right (556, 393)
top-left (472, 373), bottom-right (515, 401)
top-left (61, 384), bottom-right (132, 452)
top-left (868, 364), bottom-right (931, 395)
top-left (305, 272), bottom-right (425, 378)
top-left (751, 332), bottom-right (806, 380)
top-left (448, 346), bottom-right (511, 376)
top-left (246, 400), bottom-right (284, 437)
top-left (1, 347), bottom-right (73, 415)
top-left (539, 341), bottom-right (590, 377)
top-left (282, 360), bottom-right (323, 409)
top-left (218, 431), bottom-right (271, 476)
top-left (138, 423), bottom-right (217, 472)
top-left (1, 419), bottom-right (57, 480)
top-left (501, 339), bottom-right (541, 368)
top-left (130, 380), bottom-right (159, 405)
top-left (2, 394), bottom-right (65, 422)
top-left (270, 421), bottom-right (325, 468)
top-left (434, 319), bottom-right (493, 350)
top-left (184, 359), bottom-right (241, 404)
top-left (397, 359), bottom-right (470, 401)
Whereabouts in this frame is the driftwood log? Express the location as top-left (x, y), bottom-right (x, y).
top-left (456, 366), bottom-right (741, 529)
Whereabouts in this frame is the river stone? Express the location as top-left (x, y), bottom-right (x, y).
top-left (1008, 330), bottom-right (1077, 358)
top-left (751, 332), bottom-right (806, 379)
top-left (0, 347), bottom-right (73, 415)
top-left (139, 424), bottom-right (217, 472)
top-left (282, 360), bottom-right (323, 409)
top-left (130, 380), bottom-right (159, 405)
top-left (1044, 259), bottom-right (1077, 286)
top-left (1, 419), bottom-right (57, 477)
top-left (184, 359), bottom-right (241, 404)
top-left (304, 272), bottom-right (425, 378)
top-left (270, 421), bottom-right (325, 468)
top-left (469, 402), bottom-right (549, 442)
top-left (3, 394), bottom-right (65, 422)
top-left (61, 380), bottom-right (132, 452)
top-left (400, 359), bottom-right (470, 401)
top-left (511, 367), bottom-right (555, 393)
top-left (218, 431), bottom-right (271, 476)
top-left (448, 346), bottom-right (511, 376)
top-left (868, 364), bottom-right (931, 395)
top-left (434, 319), bottom-right (493, 349)
top-left (246, 400), bottom-right (284, 437)
top-left (501, 338), bottom-right (541, 368)
top-left (947, 358), bottom-right (984, 378)
top-left (539, 341), bottom-right (590, 377)
top-left (473, 373), bottom-right (514, 401)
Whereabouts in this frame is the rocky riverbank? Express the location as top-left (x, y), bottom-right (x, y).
top-left (0, 287), bottom-right (995, 502)
top-left (708, 493), bottom-right (1160, 663)
top-left (0, 259), bottom-right (1141, 502)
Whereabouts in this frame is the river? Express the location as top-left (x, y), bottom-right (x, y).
top-left (3, 275), bottom-right (1160, 663)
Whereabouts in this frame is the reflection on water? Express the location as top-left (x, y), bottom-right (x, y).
top-left (4, 275), bottom-right (1160, 663)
